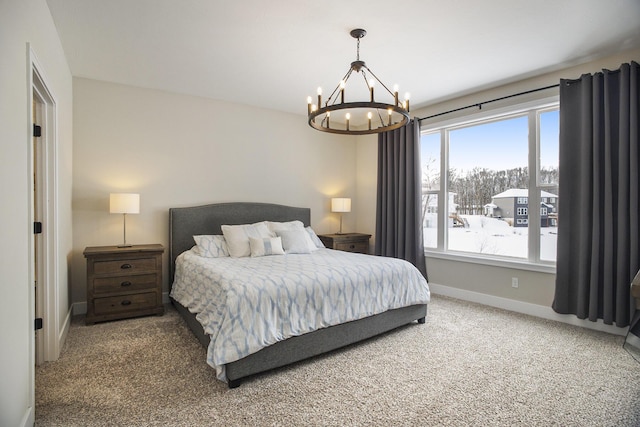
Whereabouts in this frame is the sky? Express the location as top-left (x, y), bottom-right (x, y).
top-left (421, 109), bottom-right (559, 174)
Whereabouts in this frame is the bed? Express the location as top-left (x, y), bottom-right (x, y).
top-left (169, 202), bottom-right (429, 388)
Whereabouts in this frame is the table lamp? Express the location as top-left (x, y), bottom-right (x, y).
top-left (331, 197), bottom-right (351, 234)
top-left (110, 193), bottom-right (140, 247)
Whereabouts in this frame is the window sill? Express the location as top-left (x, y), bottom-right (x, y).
top-left (424, 249), bottom-right (556, 274)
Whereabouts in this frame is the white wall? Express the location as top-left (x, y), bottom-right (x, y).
top-left (0, 1), bottom-right (73, 426)
top-left (72, 78), bottom-right (357, 305)
top-left (356, 49), bottom-right (640, 320)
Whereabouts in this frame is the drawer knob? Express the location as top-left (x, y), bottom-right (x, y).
top-left (120, 281), bottom-right (132, 287)
top-left (120, 263), bottom-right (132, 269)
top-left (121, 300), bottom-right (132, 306)
top-left (350, 244), bottom-right (355, 249)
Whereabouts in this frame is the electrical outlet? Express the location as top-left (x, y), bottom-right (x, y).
top-left (512, 277), bottom-right (519, 288)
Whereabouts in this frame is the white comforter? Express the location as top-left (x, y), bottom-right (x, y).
top-left (170, 248), bottom-right (430, 380)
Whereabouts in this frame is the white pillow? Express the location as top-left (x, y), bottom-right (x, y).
top-left (305, 226), bottom-right (325, 248)
top-left (249, 236), bottom-right (285, 257)
top-left (266, 221), bottom-right (317, 252)
top-left (276, 230), bottom-right (312, 254)
top-left (192, 235), bottom-right (229, 257)
top-left (221, 222), bottom-right (274, 258)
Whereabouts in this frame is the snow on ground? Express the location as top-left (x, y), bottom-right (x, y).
top-left (424, 215), bottom-right (557, 261)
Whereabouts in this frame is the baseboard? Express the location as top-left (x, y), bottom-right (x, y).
top-left (58, 307), bottom-right (72, 357)
top-left (19, 406), bottom-right (34, 427)
top-left (429, 283), bottom-right (628, 336)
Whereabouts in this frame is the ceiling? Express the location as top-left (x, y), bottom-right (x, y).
top-left (46, 0), bottom-right (640, 116)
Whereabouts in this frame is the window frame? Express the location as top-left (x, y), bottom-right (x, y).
top-left (421, 96), bottom-right (558, 273)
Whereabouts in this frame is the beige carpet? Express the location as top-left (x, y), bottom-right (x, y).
top-left (36, 295), bottom-right (640, 426)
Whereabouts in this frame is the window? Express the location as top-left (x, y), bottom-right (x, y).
top-left (420, 99), bottom-right (559, 265)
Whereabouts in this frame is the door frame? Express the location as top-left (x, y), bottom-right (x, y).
top-left (28, 46), bottom-right (60, 366)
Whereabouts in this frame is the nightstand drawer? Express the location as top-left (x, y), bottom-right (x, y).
top-left (93, 292), bottom-right (158, 315)
top-left (94, 257), bottom-right (157, 275)
top-left (93, 273), bottom-right (158, 294)
top-left (335, 242), bottom-right (368, 253)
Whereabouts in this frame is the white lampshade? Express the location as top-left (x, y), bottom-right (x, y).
top-left (331, 198), bottom-right (351, 213)
top-left (110, 193), bottom-right (140, 214)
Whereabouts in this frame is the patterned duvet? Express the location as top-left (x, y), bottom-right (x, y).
top-left (170, 248), bottom-right (430, 381)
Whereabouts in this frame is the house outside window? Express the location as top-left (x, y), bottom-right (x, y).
top-left (420, 98), bottom-right (559, 265)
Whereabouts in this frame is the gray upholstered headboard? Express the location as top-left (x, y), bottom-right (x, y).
top-left (168, 202), bottom-right (311, 285)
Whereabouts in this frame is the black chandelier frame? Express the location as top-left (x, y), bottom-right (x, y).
top-left (307, 29), bottom-right (410, 135)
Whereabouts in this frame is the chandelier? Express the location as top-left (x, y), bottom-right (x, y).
top-left (307, 28), bottom-right (410, 135)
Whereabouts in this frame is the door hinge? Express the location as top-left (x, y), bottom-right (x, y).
top-left (35, 318), bottom-right (43, 331)
top-left (34, 222), bottom-right (42, 234)
top-left (33, 124), bottom-right (42, 137)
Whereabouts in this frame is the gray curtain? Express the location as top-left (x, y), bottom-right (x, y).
top-left (375, 119), bottom-right (427, 279)
top-left (553, 61), bottom-right (640, 327)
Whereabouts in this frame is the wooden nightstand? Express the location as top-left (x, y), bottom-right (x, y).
top-left (84, 244), bottom-right (164, 324)
top-left (318, 233), bottom-right (371, 254)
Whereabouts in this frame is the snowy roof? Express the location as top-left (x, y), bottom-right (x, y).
top-left (492, 189), bottom-right (558, 199)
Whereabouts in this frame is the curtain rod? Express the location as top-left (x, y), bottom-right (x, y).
top-left (417, 83), bottom-right (560, 121)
